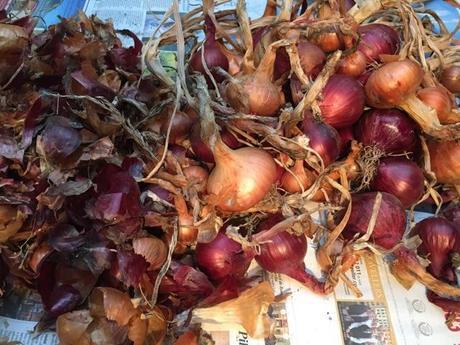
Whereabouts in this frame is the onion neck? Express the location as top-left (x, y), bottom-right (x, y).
top-left (253, 41), bottom-right (279, 81)
top-left (263, 0), bottom-right (277, 17)
top-left (400, 94), bottom-right (460, 139)
top-left (284, 263), bottom-right (328, 295)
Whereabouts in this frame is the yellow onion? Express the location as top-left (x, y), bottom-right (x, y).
top-left (417, 87), bottom-right (459, 124)
top-left (280, 160), bottom-right (316, 193)
top-left (183, 165), bottom-right (209, 193)
top-left (440, 65), bottom-right (460, 94)
top-left (428, 140), bottom-right (460, 185)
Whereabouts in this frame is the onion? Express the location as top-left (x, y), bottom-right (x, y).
top-left (189, 16), bottom-right (228, 83)
top-left (160, 109), bottom-right (195, 144)
top-left (442, 203), bottom-right (460, 230)
top-left (302, 113), bottom-right (341, 166)
top-left (207, 140), bottom-right (278, 212)
top-left (280, 160), bottom-right (316, 193)
top-left (255, 214), bottom-right (326, 294)
top-left (411, 217), bottom-right (459, 279)
top-left (195, 230), bottom-right (254, 282)
top-left (337, 51), bottom-right (367, 77)
top-left (337, 126), bottom-right (354, 154)
top-left (342, 192), bottom-right (406, 249)
top-left (427, 140), bottom-right (460, 185)
top-left (417, 87), bottom-right (459, 125)
top-left (190, 122), bottom-right (240, 163)
top-left (357, 24), bottom-right (400, 62)
top-left (440, 65), bottom-right (460, 94)
top-left (371, 157), bottom-right (424, 208)
top-left (224, 42), bottom-right (284, 116)
top-left (354, 108), bottom-right (419, 154)
top-left (183, 165), bottom-right (209, 193)
top-left (318, 74), bottom-right (365, 128)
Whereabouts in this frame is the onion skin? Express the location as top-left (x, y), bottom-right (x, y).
top-left (207, 142), bottom-right (278, 212)
top-left (318, 74), bottom-right (365, 128)
top-left (428, 140), bottom-right (460, 185)
top-left (196, 231), bottom-right (254, 283)
top-left (337, 51), bottom-right (367, 77)
top-left (302, 114), bottom-right (341, 166)
top-left (357, 24), bottom-right (400, 62)
top-left (440, 65), bottom-right (460, 94)
top-left (411, 217), bottom-right (459, 279)
top-left (354, 108), bottom-right (419, 154)
top-left (160, 110), bottom-right (195, 144)
top-left (365, 60), bottom-right (423, 108)
top-left (417, 87), bottom-right (458, 125)
top-left (371, 157), bottom-right (424, 208)
top-left (183, 166), bottom-right (209, 192)
top-left (342, 192), bottom-right (406, 249)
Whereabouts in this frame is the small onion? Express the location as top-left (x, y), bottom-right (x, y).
top-left (297, 40), bottom-right (326, 78)
top-left (195, 230), bottom-right (254, 282)
top-left (183, 165), bottom-right (209, 192)
top-left (280, 160), bottom-right (316, 193)
top-left (411, 217), bottom-right (459, 279)
top-left (440, 65), bottom-right (460, 94)
top-left (160, 110), bottom-right (195, 144)
top-left (371, 157), bottom-right (424, 208)
top-left (302, 113), bottom-right (341, 166)
top-left (354, 108), bottom-right (419, 154)
top-left (357, 24), bottom-right (400, 62)
top-left (337, 51), bottom-right (367, 77)
top-left (318, 74), bottom-right (365, 128)
top-left (428, 140), bottom-right (460, 185)
top-left (417, 87), bottom-right (458, 125)
top-left (341, 192), bottom-right (406, 249)
top-left (207, 141), bottom-right (278, 212)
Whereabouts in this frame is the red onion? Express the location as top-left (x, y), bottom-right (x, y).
top-left (342, 192), bottom-right (406, 249)
top-left (255, 214), bottom-right (326, 294)
top-left (160, 110), bottom-right (195, 144)
top-left (317, 74), bottom-right (365, 128)
top-left (337, 51), bottom-right (367, 77)
top-left (195, 230), bottom-right (254, 283)
top-left (190, 122), bottom-right (240, 163)
top-left (354, 108), bottom-right (419, 154)
top-left (189, 16), bottom-right (228, 83)
top-left (371, 157), bottom-right (424, 208)
top-left (337, 126), bottom-right (354, 153)
top-left (357, 24), bottom-right (400, 62)
top-left (411, 217), bottom-right (459, 279)
top-left (442, 203), bottom-right (460, 230)
top-left (302, 113), bottom-right (341, 166)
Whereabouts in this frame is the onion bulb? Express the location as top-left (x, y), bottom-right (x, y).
top-left (417, 87), bottom-right (459, 125)
top-left (224, 42), bottom-right (285, 116)
top-left (280, 160), bottom-right (316, 193)
top-left (371, 157), bottom-right (424, 208)
top-left (341, 192), bottom-right (406, 249)
top-left (337, 51), bottom-right (367, 77)
top-left (357, 24), bottom-right (399, 62)
top-left (440, 65), bottom-right (460, 94)
top-left (428, 140), bottom-right (460, 185)
top-left (318, 74), bottom-right (365, 128)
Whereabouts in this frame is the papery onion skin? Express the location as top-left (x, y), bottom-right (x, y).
top-left (342, 192), bottom-right (406, 249)
top-left (365, 60), bottom-right (424, 108)
top-left (337, 51), bottom-right (367, 77)
top-left (318, 74), bottom-right (365, 128)
top-left (440, 65), bottom-right (460, 94)
top-left (42, 120), bottom-right (81, 162)
top-left (354, 108), bottom-right (419, 154)
top-left (297, 40), bottom-right (326, 78)
top-left (302, 114), bottom-right (341, 166)
top-left (417, 87), bottom-right (456, 124)
top-left (411, 217), bottom-right (459, 279)
top-left (207, 144), bottom-right (278, 212)
top-left (371, 157), bottom-right (424, 208)
top-left (357, 24), bottom-right (399, 62)
top-left (195, 231), bottom-right (254, 282)
top-left (428, 140), bottom-right (460, 185)
top-left (183, 165), bottom-right (209, 192)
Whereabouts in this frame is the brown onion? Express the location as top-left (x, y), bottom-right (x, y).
top-left (183, 165), bottom-right (209, 192)
top-left (417, 87), bottom-right (459, 125)
top-left (224, 42), bottom-right (285, 116)
top-left (428, 140), bottom-right (460, 185)
top-left (440, 65), bottom-right (460, 94)
top-left (318, 74), bottom-right (365, 128)
top-left (337, 51), bottom-right (367, 77)
top-left (280, 160), bottom-right (315, 193)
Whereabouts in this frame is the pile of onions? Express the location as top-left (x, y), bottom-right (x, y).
top-left (417, 86), bottom-right (459, 124)
top-left (354, 108), bottom-right (419, 154)
top-left (341, 192), bottom-right (406, 249)
top-left (190, 122), bottom-right (240, 163)
top-left (371, 157), bottom-right (424, 208)
top-left (255, 214), bottom-right (326, 294)
top-left (428, 140), bottom-right (460, 185)
top-left (410, 217), bottom-right (460, 280)
top-left (195, 230), bottom-right (254, 283)
top-left (317, 74), bottom-right (365, 128)
top-left (440, 65), bottom-right (460, 94)
top-left (188, 16), bottom-right (228, 83)
top-left (302, 113), bottom-right (341, 166)
top-left (357, 24), bottom-right (400, 62)
top-left (224, 42), bottom-right (284, 116)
